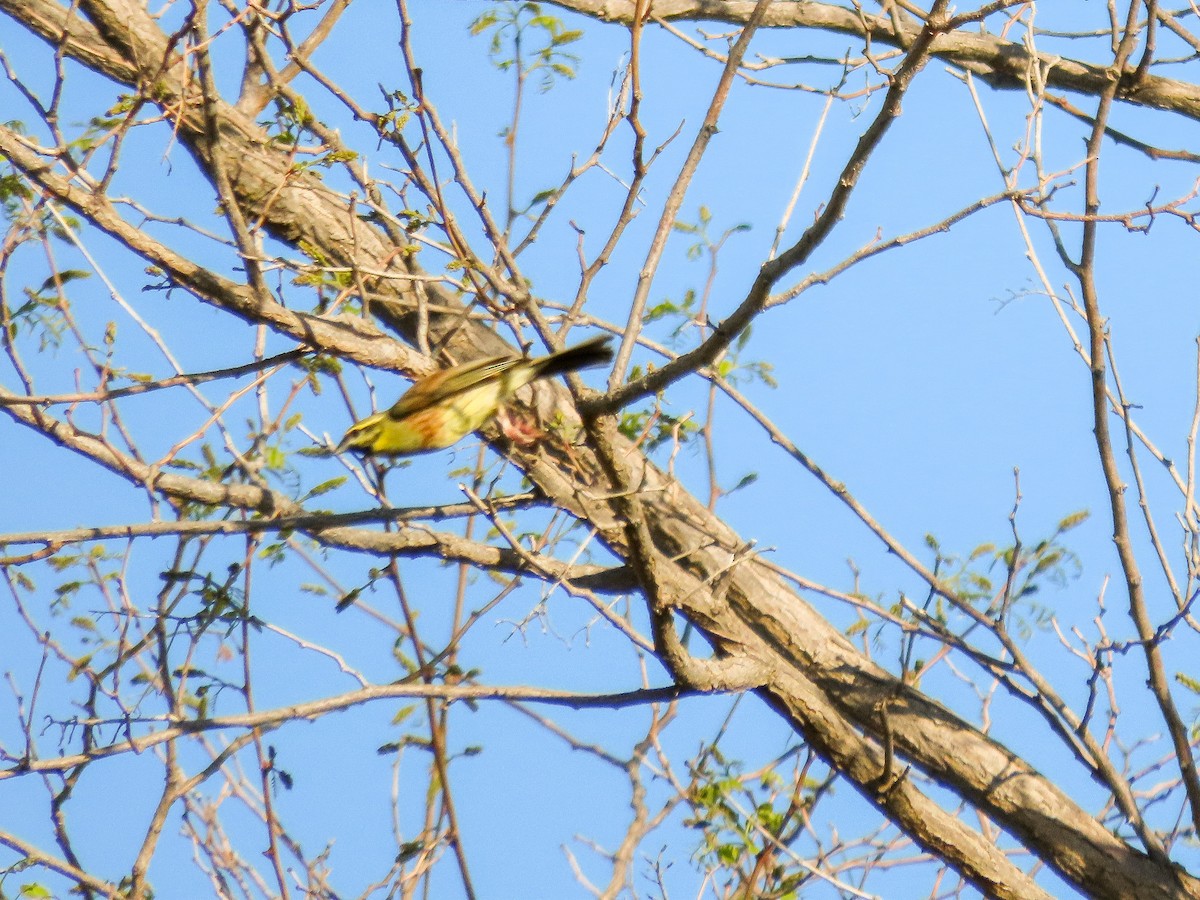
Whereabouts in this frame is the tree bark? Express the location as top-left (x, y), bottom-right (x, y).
top-left (2, 1), bottom-right (1197, 896)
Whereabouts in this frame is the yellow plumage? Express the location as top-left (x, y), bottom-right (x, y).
top-left (336, 335), bottom-right (613, 456)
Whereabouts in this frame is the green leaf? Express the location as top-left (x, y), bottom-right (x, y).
top-left (397, 840), bottom-right (425, 862)
top-left (1177, 672), bottom-right (1200, 694)
top-left (716, 843), bottom-right (742, 864)
top-left (263, 445), bottom-right (286, 470)
top-left (729, 472), bottom-right (758, 493)
top-left (469, 11), bottom-right (498, 34)
top-left (304, 476), bottom-right (346, 499)
top-left (645, 299), bottom-right (679, 322)
top-left (845, 617), bottom-right (871, 636)
top-left (68, 655), bottom-right (93, 681)
top-left (1057, 509), bottom-right (1090, 531)
top-left (335, 588), bottom-right (361, 612)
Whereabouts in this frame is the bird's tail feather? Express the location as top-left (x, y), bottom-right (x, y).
top-left (534, 335), bottom-right (614, 379)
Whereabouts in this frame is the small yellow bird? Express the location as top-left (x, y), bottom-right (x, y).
top-left (336, 335), bottom-right (614, 456)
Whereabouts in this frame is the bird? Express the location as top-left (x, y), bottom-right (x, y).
top-left (336, 334), bottom-right (614, 456)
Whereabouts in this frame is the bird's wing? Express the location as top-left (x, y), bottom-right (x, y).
top-left (386, 355), bottom-right (522, 420)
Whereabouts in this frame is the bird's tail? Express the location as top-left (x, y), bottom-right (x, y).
top-left (533, 335), bottom-right (614, 379)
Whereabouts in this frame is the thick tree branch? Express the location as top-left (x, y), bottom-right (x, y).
top-left (547, 0), bottom-right (1200, 120)
top-left (3, 3), bottom-right (1198, 897)
top-left (0, 391), bottom-right (634, 591)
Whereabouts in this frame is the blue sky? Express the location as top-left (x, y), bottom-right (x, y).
top-left (3, 2), bottom-right (1200, 897)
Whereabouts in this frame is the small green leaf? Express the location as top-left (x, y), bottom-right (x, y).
top-left (1058, 509), bottom-right (1090, 531)
top-left (304, 476), bottom-right (346, 499)
top-left (335, 588), bottom-right (361, 612)
top-left (36, 269), bottom-right (91, 294)
top-left (469, 11), bottom-right (498, 34)
top-left (729, 472), bottom-right (758, 493)
top-left (1177, 672), bottom-right (1200, 694)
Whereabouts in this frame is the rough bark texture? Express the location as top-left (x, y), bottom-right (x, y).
top-left (549, 0), bottom-right (1200, 120)
top-left (2, 1), bottom-right (1198, 897)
